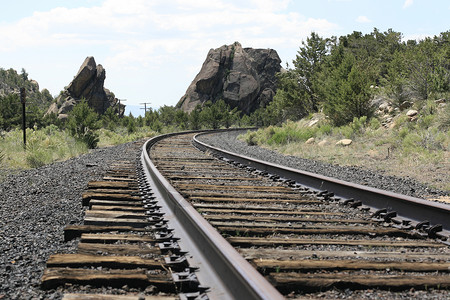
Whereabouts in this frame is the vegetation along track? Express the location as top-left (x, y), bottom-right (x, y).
top-left (148, 130), bottom-right (450, 299)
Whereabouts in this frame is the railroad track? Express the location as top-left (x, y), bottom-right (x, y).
top-left (40, 141), bottom-right (204, 299)
top-left (148, 131), bottom-right (450, 298)
top-left (39, 130), bottom-right (450, 299)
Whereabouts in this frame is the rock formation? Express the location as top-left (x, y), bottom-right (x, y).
top-left (177, 42), bottom-right (282, 114)
top-left (46, 56), bottom-right (124, 119)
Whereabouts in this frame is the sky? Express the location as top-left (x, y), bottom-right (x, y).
top-left (1, 0), bottom-right (449, 116)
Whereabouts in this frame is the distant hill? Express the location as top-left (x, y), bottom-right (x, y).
top-left (0, 68), bottom-right (54, 110)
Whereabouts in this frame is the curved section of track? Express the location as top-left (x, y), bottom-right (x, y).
top-left (142, 131), bottom-right (284, 300)
top-left (193, 131), bottom-right (450, 238)
top-left (146, 130), bottom-right (450, 298)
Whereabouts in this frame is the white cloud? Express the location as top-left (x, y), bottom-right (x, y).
top-left (355, 15), bottom-right (371, 23)
top-left (403, 0), bottom-right (413, 8)
top-left (249, 0), bottom-right (291, 12)
top-left (0, 0), bottom-right (338, 107)
top-left (0, 0), bottom-right (337, 52)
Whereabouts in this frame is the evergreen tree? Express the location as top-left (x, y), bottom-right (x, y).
top-left (189, 105), bottom-right (202, 130)
top-left (200, 101), bottom-right (222, 129)
top-left (0, 94), bottom-right (21, 131)
top-left (293, 32), bottom-right (328, 111)
top-left (67, 99), bottom-right (100, 148)
top-left (320, 53), bottom-right (376, 126)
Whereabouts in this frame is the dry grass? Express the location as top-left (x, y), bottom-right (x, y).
top-left (242, 105), bottom-right (450, 194)
top-left (0, 125), bottom-right (156, 173)
top-left (273, 135), bottom-right (449, 193)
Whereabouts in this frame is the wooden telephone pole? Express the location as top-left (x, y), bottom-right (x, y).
top-left (20, 88), bottom-right (26, 149)
top-left (140, 102), bottom-right (151, 115)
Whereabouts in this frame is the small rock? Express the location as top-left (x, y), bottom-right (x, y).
top-left (336, 139), bottom-right (352, 146)
top-left (318, 140), bottom-right (328, 147)
top-left (308, 119), bottom-right (319, 127)
top-left (435, 98), bottom-right (446, 104)
top-left (399, 101), bottom-right (413, 110)
top-left (305, 137), bottom-right (315, 144)
top-left (378, 102), bottom-right (390, 112)
top-left (406, 109), bottom-right (418, 117)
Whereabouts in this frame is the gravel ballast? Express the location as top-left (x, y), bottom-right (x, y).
top-left (1, 132), bottom-right (448, 299)
top-left (198, 130), bottom-right (449, 199)
top-left (0, 141), bottom-right (142, 299)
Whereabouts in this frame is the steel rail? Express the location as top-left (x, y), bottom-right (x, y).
top-left (193, 130), bottom-right (450, 239)
top-left (141, 131), bottom-right (284, 300)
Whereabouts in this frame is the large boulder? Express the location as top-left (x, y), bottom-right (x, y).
top-left (177, 42), bottom-right (282, 114)
top-left (46, 56), bottom-right (124, 118)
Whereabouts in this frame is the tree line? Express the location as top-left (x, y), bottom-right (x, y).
top-left (252, 28), bottom-right (449, 126)
top-left (1, 28), bottom-right (448, 146)
top-left (0, 68), bottom-right (53, 131)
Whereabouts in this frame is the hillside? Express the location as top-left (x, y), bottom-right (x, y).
top-left (240, 100), bottom-right (449, 194)
top-left (0, 68), bottom-right (54, 131)
top-left (0, 68), bottom-right (53, 110)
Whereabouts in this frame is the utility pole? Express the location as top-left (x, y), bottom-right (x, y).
top-left (20, 88), bottom-right (26, 149)
top-left (140, 102), bottom-right (151, 115)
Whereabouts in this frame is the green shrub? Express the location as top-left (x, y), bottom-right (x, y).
top-left (127, 120), bottom-right (136, 134)
top-left (423, 99), bottom-right (437, 116)
top-left (437, 104), bottom-right (450, 130)
top-left (402, 132), bottom-right (421, 150)
top-left (81, 131), bottom-right (100, 149)
top-left (317, 123), bottom-right (332, 136)
top-left (398, 127), bottom-right (409, 140)
top-left (351, 116), bottom-right (367, 134)
top-left (26, 148), bottom-right (50, 168)
top-left (67, 99), bottom-right (100, 149)
top-left (245, 131), bottom-right (258, 146)
top-left (418, 114), bottom-right (435, 129)
top-left (369, 118), bottom-right (381, 130)
top-left (420, 128), bottom-right (445, 151)
top-left (337, 125), bottom-right (354, 139)
top-left (43, 124), bottom-right (60, 136)
top-left (394, 114), bottom-right (414, 130)
top-left (267, 130), bottom-right (288, 145)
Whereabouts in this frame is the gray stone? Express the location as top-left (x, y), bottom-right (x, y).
top-left (45, 56), bottom-right (124, 118)
top-left (45, 102), bottom-right (58, 116)
top-left (308, 119), bottom-right (319, 127)
top-left (318, 140), bottom-right (328, 147)
top-left (336, 139), bottom-right (352, 146)
top-left (399, 101), bottom-right (413, 110)
top-left (57, 114), bottom-right (68, 120)
top-left (177, 42), bottom-right (282, 114)
top-left (379, 102), bottom-right (389, 112)
top-left (67, 56), bottom-right (97, 98)
top-left (406, 109), bottom-right (418, 117)
top-left (305, 137), bottom-right (315, 144)
top-left (58, 98), bottom-right (77, 114)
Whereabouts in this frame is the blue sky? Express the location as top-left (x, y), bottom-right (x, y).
top-left (1, 0), bottom-right (449, 116)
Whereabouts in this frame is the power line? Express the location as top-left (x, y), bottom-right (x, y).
top-left (140, 102), bottom-right (151, 114)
